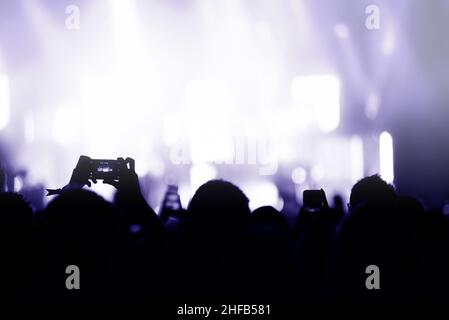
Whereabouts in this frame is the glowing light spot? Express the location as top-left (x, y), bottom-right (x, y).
top-left (310, 165), bottom-right (325, 182)
top-left (291, 167), bottom-right (307, 184)
top-left (379, 131), bottom-right (394, 183)
top-left (334, 24), bottom-right (349, 39)
top-left (14, 176), bottom-right (24, 192)
top-left (291, 74), bottom-right (340, 132)
top-left (382, 30), bottom-right (395, 56)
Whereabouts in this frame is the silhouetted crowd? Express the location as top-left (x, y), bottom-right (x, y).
top-left (1, 156), bottom-right (449, 303)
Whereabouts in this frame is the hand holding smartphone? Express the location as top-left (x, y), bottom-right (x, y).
top-left (303, 189), bottom-right (328, 213)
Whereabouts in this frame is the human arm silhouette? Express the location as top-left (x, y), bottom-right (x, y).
top-left (46, 155), bottom-right (96, 195)
top-left (102, 157), bottom-right (165, 238)
top-left (47, 155), bottom-right (163, 236)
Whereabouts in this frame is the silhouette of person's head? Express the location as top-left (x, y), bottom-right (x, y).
top-left (250, 205), bottom-right (288, 232)
top-left (0, 192), bottom-right (34, 300)
top-left (42, 189), bottom-right (119, 297)
top-left (349, 174), bottom-right (396, 209)
top-left (175, 180), bottom-right (250, 297)
top-left (44, 189), bottom-right (118, 252)
top-left (187, 180), bottom-right (250, 236)
top-left (0, 192), bottom-right (33, 231)
top-left (239, 206), bottom-right (293, 298)
top-left (333, 194), bottom-right (345, 213)
top-left (333, 176), bottom-right (421, 298)
top-left (397, 195), bottom-right (425, 226)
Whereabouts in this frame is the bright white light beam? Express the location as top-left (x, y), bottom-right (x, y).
top-left (379, 131), bottom-right (394, 183)
top-left (291, 74), bottom-right (340, 132)
top-left (0, 74), bottom-right (10, 130)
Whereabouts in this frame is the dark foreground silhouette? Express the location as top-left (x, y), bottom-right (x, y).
top-left (1, 156), bottom-right (448, 303)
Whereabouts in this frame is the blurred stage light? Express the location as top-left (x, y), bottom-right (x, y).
top-left (24, 111), bottom-right (35, 144)
top-left (80, 76), bottom-right (150, 157)
top-left (0, 74), bottom-right (10, 130)
top-left (163, 112), bottom-right (182, 146)
top-left (184, 79), bottom-right (235, 164)
top-left (334, 24), bottom-right (349, 39)
top-left (382, 29), bottom-right (396, 56)
top-left (1, 0), bottom-right (402, 205)
top-left (365, 91), bottom-right (380, 120)
top-left (13, 176), bottom-right (23, 192)
top-left (310, 164), bottom-right (325, 182)
top-left (291, 167), bottom-right (307, 184)
top-left (52, 106), bottom-right (81, 145)
top-left (379, 131), bottom-right (394, 183)
top-left (108, 0), bottom-right (144, 71)
top-left (349, 135), bottom-right (364, 183)
top-left (291, 74), bottom-right (340, 132)
top-left (242, 181), bottom-right (280, 211)
top-left (190, 163), bottom-right (217, 194)
top-left (145, 157), bottom-right (165, 178)
top-left (178, 184), bottom-right (192, 210)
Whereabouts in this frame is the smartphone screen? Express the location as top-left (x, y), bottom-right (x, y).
top-left (303, 190), bottom-right (325, 213)
top-left (89, 159), bottom-right (119, 180)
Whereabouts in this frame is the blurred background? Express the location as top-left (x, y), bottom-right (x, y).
top-left (0, 0), bottom-right (448, 219)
